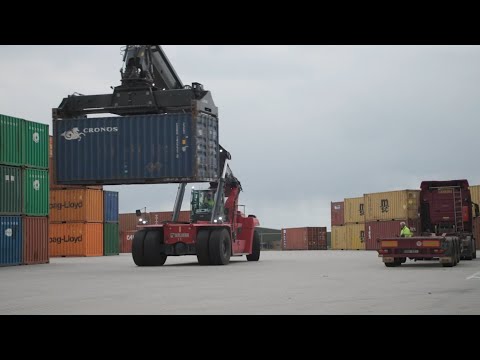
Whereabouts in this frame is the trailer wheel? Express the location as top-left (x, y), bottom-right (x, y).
top-left (246, 230), bottom-right (261, 262)
top-left (132, 229), bottom-right (148, 266)
top-left (144, 230), bottom-right (167, 266)
top-left (209, 228), bottom-right (231, 265)
top-left (196, 229), bottom-right (211, 265)
top-left (384, 262), bottom-right (397, 267)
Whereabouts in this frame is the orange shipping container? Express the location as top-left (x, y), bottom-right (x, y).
top-left (331, 226), bottom-right (347, 250)
top-left (344, 197), bottom-right (365, 224)
top-left (364, 190), bottom-right (420, 222)
top-left (49, 223), bottom-right (103, 257)
top-left (345, 223), bottom-right (365, 250)
top-left (50, 189), bottom-right (103, 223)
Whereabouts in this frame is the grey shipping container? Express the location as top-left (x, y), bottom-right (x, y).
top-left (53, 113), bottom-right (219, 185)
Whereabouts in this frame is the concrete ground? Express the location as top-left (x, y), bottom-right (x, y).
top-left (1, 251), bottom-right (479, 314)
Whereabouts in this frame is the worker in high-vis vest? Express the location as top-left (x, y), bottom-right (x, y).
top-left (400, 222), bottom-right (412, 237)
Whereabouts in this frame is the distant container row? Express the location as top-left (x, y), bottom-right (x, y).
top-left (331, 189), bottom-right (420, 225)
top-left (281, 227), bottom-right (327, 250)
top-left (332, 219), bottom-right (420, 250)
top-left (0, 114), bottom-right (49, 168)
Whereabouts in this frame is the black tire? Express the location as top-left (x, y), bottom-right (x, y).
top-left (208, 228), bottom-right (231, 265)
top-left (385, 262), bottom-right (396, 267)
top-left (246, 230), bottom-right (261, 262)
top-left (399, 257), bottom-right (407, 264)
top-left (143, 230), bottom-right (167, 266)
top-left (132, 229), bottom-right (148, 266)
top-left (196, 229), bottom-right (211, 265)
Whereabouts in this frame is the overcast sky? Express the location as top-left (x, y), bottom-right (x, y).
top-left (1, 45), bottom-right (479, 230)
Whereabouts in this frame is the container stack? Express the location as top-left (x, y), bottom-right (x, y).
top-left (49, 189), bottom-right (104, 257)
top-left (331, 201), bottom-right (346, 250)
top-left (103, 191), bottom-right (119, 256)
top-left (0, 114), bottom-right (49, 266)
top-left (364, 190), bottom-right (420, 250)
top-left (344, 197), bottom-right (365, 250)
top-left (281, 227), bottom-right (327, 250)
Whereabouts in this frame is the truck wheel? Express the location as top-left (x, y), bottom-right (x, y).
top-left (399, 257), bottom-right (407, 264)
top-left (196, 229), bottom-right (211, 265)
top-left (246, 230), bottom-right (261, 262)
top-left (144, 230), bottom-right (167, 266)
top-left (384, 262), bottom-right (396, 267)
top-left (132, 229), bottom-right (148, 266)
top-left (209, 228), bottom-right (231, 265)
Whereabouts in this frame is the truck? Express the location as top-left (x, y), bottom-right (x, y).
top-left (52, 45), bottom-right (261, 265)
top-left (377, 179), bottom-right (478, 267)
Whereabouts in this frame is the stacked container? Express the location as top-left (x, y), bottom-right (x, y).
top-left (103, 191), bottom-right (119, 256)
top-left (49, 189), bottom-right (104, 257)
top-left (344, 197), bottom-right (365, 250)
top-left (331, 201), bottom-right (346, 250)
top-left (281, 227), bottom-right (327, 250)
top-left (0, 114), bottom-right (49, 266)
top-left (364, 190), bottom-right (420, 250)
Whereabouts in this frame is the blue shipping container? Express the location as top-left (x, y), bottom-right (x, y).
top-left (53, 113), bottom-right (219, 185)
top-left (104, 191), bottom-right (119, 223)
top-left (0, 216), bottom-right (22, 266)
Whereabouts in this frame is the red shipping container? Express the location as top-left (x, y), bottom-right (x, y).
top-left (23, 216), bottom-right (49, 265)
top-left (331, 201), bottom-right (344, 226)
top-left (119, 213), bottom-right (140, 233)
top-left (365, 219), bottom-right (420, 250)
top-left (148, 211), bottom-right (190, 224)
top-left (120, 230), bottom-right (136, 253)
top-left (282, 227), bottom-right (327, 250)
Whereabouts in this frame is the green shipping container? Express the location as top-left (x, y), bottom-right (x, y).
top-left (0, 165), bottom-right (22, 215)
top-left (21, 120), bottom-right (49, 169)
top-left (23, 168), bottom-right (49, 216)
top-left (104, 223), bottom-right (119, 256)
top-left (0, 114), bottom-right (22, 166)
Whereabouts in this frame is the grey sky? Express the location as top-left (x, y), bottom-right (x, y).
top-left (1, 45), bottom-right (479, 230)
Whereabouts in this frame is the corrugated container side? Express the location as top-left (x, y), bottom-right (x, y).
top-left (103, 191), bottom-right (119, 223)
top-left (22, 216), bottom-right (49, 265)
top-left (23, 168), bottom-right (49, 216)
top-left (121, 230), bottom-right (136, 253)
top-left (0, 216), bottom-right (22, 266)
top-left (104, 223), bottom-right (119, 255)
top-left (364, 190), bottom-right (420, 222)
top-left (21, 120), bottom-right (48, 169)
top-left (49, 223), bottom-right (103, 257)
top-left (119, 213), bottom-right (139, 233)
top-left (345, 223), bottom-right (365, 250)
top-left (0, 114), bottom-right (21, 166)
top-left (307, 227), bottom-right (327, 250)
top-left (331, 226), bottom-right (347, 250)
top-left (331, 201), bottom-right (344, 226)
top-left (49, 189), bottom-right (103, 223)
top-left (53, 113), bottom-right (219, 185)
top-left (344, 197), bottom-right (365, 224)
top-left (365, 219), bottom-right (420, 250)
top-left (473, 216), bottom-right (480, 249)
top-left (281, 228), bottom-right (308, 250)
top-left (0, 165), bottom-right (22, 215)
top-left (149, 210), bottom-right (190, 224)
top-left (470, 185), bottom-right (480, 207)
